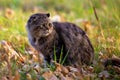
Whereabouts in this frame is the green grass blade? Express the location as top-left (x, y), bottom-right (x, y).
top-left (59, 45), bottom-right (63, 63)
top-left (53, 45), bottom-right (57, 62)
top-left (61, 48), bottom-right (70, 65)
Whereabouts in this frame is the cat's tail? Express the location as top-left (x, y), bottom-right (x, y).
top-left (103, 58), bottom-right (120, 67)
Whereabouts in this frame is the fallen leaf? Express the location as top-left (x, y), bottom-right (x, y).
top-left (5, 8), bottom-right (15, 19)
top-left (65, 76), bottom-right (74, 80)
top-left (61, 66), bottom-right (69, 76)
top-left (42, 71), bottom-right (58, 80)
top-left (26, 73), bottom-right (32, 80)
top-left (87, 66), bottom-right (94, 73)
top-left (0, 40), bottom-right (20, 60)
top-left (22, 65), bottom-right (31, 72)
top-left (1, 77), bottom-right (8, 80)
top-left (98, 70), bottom-right (110, 78)
top-left (13, 71), bottom-right (20, 80)
top-left (66, 66), bottom-right (79, 73)
top-left (67, 72), bottom-right (76, 79)
top-left (113, 66), bottom-right (120, 74)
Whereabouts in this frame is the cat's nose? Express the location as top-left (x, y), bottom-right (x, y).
top-left (45, 26), bottom-right (49, 29)
top-left (45, 25), bottom-right (51, 29)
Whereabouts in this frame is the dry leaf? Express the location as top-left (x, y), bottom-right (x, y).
top-left (26, 73), bottom-right (32, 80)
top-left (33, 63), bottom-right (41, 73)
top-left (113, 66), bottom-right (120, 74)
top-left (5, 8), bottom-right (15, 19)
top-left (55, 63), bottom-right (62, 72)
top-left (57, 73), bottom-right (66, 80)
top-left (0, 40), bottom-right (20, 60)
top-left (42, 71), bottom-right (58, 80)
top-left (48, 75), bottom-right (58, 80)
top-left (87, 66), bottom-right (94, 73)
top-left (67, 72), bottom-right (76, 79)
top-left (22, 65), bottom-right (31, 72)
top-left (67, 66), bottom-right (79, 73)
top-left (1, 77), bottom-right (8, 80)
top-left (61, 66), bottom-right (69, 76)
top-left (65, 76), bottom-right (74, 80)
top-left (13, 71), bottom-right (20, 80)
top-left (112, 54), bottom-right (119, 59)
top-left (54, 62), bottom-right (69, 76)
top-left (98, 70), bottom-right (110, 78)
top-left (107, 37), bottom-right (115, 43)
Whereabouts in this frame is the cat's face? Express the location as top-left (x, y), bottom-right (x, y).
top-left (26, 13), bottom-right (53, 38)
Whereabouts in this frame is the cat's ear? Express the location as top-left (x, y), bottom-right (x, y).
top-left (46, 13), bottom-right (50, 17)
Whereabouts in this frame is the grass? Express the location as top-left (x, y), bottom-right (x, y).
top-left (0, 0), bottom-right (120, 79)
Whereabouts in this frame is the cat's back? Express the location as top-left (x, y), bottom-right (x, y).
top-left (53, 22), bottom-right (94, 65)
top-left (53, 22), bottom-right (85, 36)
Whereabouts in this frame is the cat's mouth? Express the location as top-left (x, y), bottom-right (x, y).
top-left (42, 28), bottom-right (53, 37)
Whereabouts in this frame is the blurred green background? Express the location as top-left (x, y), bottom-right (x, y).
top-left (0, 0), bottom-right (120, 58)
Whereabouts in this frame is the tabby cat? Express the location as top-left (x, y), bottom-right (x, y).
top-left (26, 13), bottom-right (94, 67)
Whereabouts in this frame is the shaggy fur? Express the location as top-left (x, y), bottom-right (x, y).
top-left (26, 13), bottom-right (94, 66)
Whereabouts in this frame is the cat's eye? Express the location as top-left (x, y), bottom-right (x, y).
top-left (48, 23), bottom-right (52, 26)
top-left (42, 24), bottom-right (46, 27)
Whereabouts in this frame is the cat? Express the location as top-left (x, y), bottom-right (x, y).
top-left (26, 13), bottom-right (94, 67)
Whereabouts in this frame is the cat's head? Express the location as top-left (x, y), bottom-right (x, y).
top-left (26, 13), bottom-right (53, 38)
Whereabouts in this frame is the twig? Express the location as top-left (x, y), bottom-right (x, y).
top-left (6, 58), bottom-right (13, 80)
top-left (90, 0), bottom-right (105, 40)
